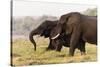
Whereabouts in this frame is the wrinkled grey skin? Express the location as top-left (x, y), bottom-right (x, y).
top-left (50, 12), bottom-right (97, 56)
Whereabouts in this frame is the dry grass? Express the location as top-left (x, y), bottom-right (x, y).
top-left (11, 37), bottom-right (97, 66)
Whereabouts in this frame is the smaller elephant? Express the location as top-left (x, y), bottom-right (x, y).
top-left (29, 20), bottom-right (58, 51)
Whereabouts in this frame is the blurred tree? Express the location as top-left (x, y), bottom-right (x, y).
top-left (83, 8), bottom-right (97, 16)
top-left (12, 15), bottom-right (58, 35)
top-left (13, 8), bottom-right (97, 36)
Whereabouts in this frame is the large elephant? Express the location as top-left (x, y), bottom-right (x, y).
top-left (50, 12), bottom-right (97, 56)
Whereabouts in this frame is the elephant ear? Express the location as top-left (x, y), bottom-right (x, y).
top-left (65, 24), bottom-right (73, 34)
top-left (57, 13), bottom-right (71, 34)
top-left (65, 12), bottom-right (81, 34)
top-left (58, 14), bottom-right (70, 24)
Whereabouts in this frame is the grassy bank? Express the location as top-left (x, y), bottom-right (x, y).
top-left (11, 37), bottom-right (97, 66)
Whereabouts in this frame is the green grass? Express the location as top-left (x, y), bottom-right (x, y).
top-left (11, 37), bottom-right (97, 66)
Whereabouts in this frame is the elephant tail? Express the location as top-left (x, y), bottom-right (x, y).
top-left (29, 30), bottom-right (36, 51)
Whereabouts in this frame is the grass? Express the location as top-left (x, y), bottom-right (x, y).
top-left (11, 37), bottom-right (97, 66)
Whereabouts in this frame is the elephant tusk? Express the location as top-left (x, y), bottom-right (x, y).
top-left (51, 34), bottom-right (60, 39)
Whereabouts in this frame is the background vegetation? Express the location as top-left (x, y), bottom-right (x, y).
top-left (12, 8), bottom-right (97, 36)
top-left (12, 38), bottom-right (97, 66)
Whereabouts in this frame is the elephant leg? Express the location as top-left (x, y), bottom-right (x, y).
top-left (69, 45), bottom-right (76, 56)
top-left (56, 44), bottom-right (63, 52)
top-left (55, 40), bottom-right (63, 52)
top-left (46, 39), bottom-right (55, 50)
top-left (78, 41), bottom-right (86, 55)
top-left (69, 37), bottom-right (79, 56)
top-left (69, 26), bottom-right (81, 56)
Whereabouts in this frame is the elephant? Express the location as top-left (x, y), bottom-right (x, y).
top-left (29, 20), bottom-right (58, 51)
top-left (29, 20), bottom-right (86, 55)
top-left (50, 12), bottom-right (97, 56)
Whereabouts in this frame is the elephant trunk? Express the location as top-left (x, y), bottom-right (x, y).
top-left (29, 30), bottom-right (37, 51)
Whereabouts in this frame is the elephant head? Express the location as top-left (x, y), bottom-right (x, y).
top-left (50, 12), bottom-right (81, 39)
top-left (29, 20), bottom-right (58, 51)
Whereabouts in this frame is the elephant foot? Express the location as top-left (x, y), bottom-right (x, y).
top-left (68, 54), bottom-right (74, 57)
top-left (46, 47), bottom-right (55, 51)
top-left (68, 52), bottom-right (74, 57)
top-left (56, 49), bottom-right (61, 52)
top-left (56, 50), bottom-right (61, 52)
top-left (81, 52), bottom-right (86, 55)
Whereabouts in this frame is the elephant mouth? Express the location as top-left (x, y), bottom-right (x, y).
top-left (51, 33), bottom-right (60, 39)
